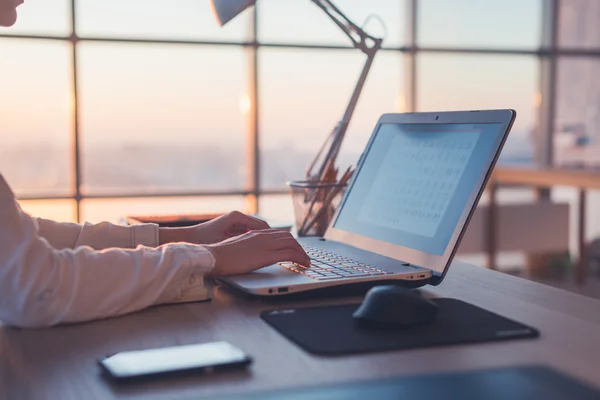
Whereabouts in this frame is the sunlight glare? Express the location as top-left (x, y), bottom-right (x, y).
top-left (395, 94), bottom-right (406, 112)
top-left (239, 94), bottom-right (251, 114)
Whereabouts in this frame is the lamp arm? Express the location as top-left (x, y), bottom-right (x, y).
top-left (305, 0), bottom-right (383, 180)
top-left (310, 0), bottom-right (381, 53)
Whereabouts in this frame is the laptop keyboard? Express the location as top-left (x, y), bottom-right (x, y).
top-left (278, 245), bottom-right (391, 281)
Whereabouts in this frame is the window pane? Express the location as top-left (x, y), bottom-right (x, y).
top-left (559, 0), bottom-right (600, 49)
top-left (258, 0), bottom-right (404, 47)
top-left (2, 0), bottom-right (70, 36)
top-left (416, 54), bottom-right (538, 165)
top-left (259, 49), bottom-right (402, 189)
top-left (18, 200), bottom-right (76, 222)
top-left (258, 194), bottom-right (294, 223)
top-left (78, 43), bottom-right (247, 196)
top-left (554, 57), bottom-right (600, 168)
top-left (0, 39), bottom-right (73, 197)
top-left (76, 0), bottom-right (250, 41)
top-left (417, 0), bottom-right (542, 49)
top-left (81, 196), bottom-right (246, 224)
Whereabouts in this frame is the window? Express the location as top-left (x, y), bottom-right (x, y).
top-left (76, 0), bottom-right (251, 41)
top-left (2, 0), bottom-right (70, 36)
top-left (81, 196), bottom-right (246, 224)
top-left (78, 43), bottom-right (248, 195)
top-left (3, 0), bottom-right (580, 224)
top-left (259, 49), bottom-right (401, 189)
top-left (0, 39), bottom-right (73, 197)
top-left (554, 57), bottom-right (600, 168)
top-left (553, 0), bottom-right (600, 169)
top-left (18, 199), bottom-right (76, 222)
top-left (416, 54), bottom-right (538, 164)
top-left (417, 0), bottom-right (542, 49)
top-left (558, 0), bottom-right (600, 49)
top-left (258, 194), bottom-right (294, 222)
top-left (258, 0), bottom-right (404, 47)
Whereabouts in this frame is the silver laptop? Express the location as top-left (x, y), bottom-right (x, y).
top-left (220, 110), bottom-right (516, 296)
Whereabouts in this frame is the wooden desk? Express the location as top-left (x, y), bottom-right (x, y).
top-left (489, 167), bottom-right (600, 283)
top-left (492, 167), bottom-right (600, 190)
top-left (2, 262), bottom-right (600, 400)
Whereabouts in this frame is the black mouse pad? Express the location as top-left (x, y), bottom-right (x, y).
top-left (260, 298), bottom-right (539, 355)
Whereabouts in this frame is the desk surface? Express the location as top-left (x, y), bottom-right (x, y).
top-left (2, 261), bottom-right (600, 400)
top-left (492, 166), bottom-right (600, 189)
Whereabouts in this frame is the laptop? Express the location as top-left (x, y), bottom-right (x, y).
top-left (220, 110), bottom-right (516, 296)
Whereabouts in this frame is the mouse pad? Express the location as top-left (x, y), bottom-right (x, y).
top-left (260, 299), bottom-right (539, 355)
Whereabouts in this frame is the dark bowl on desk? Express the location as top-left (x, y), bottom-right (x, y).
top-left (124, 213), bottom-right (224, 227)
top-left (124, 214), bottom-right (293, 230)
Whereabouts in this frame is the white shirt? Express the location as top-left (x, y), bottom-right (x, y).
top-left (0, 175), bottom-right (214, 328)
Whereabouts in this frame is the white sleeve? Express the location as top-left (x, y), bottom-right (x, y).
top-left (0, 176), bottom-right (215, 328)
top-left (36, 218), bottom-right (160, 250)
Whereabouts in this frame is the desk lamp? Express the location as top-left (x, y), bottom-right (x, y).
top-left (210, 0), bottom-right (383, 181)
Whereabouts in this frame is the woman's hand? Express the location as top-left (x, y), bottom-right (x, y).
top-left (158, 212), bottom-right (308, 276)
top-left (159, 211), bottom-right (271, 245)
top-left (205, 229), bottom-right (311, 276)
top-left (193, 211), bottom-right (271, 244)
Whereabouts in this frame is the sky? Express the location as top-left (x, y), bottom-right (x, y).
top-left (0, 0), bottom-right (542, 154)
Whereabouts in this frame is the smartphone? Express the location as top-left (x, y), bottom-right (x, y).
top-left (99, 341), bottom-right (252, 382)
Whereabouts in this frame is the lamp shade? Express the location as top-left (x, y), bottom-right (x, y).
top-left (210, 0), bottom-right (256, 26)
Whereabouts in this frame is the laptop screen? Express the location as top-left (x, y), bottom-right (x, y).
top-left (333, 122), bottom-right (504, 256)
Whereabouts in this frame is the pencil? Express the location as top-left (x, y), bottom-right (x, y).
top-left (303, 167), bottom-right (354, 235)
top-left (299, 161), bottom-right (337, 235)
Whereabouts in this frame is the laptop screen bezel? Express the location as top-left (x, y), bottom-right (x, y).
top-left (324, 110), bottom-right (516, 284)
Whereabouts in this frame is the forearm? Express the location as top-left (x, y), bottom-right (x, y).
top-left (1, 236), bottom-right (215, 328)
top-left (158, 226), bottom-right (199, 245)
top-left (36, 217), bottom-right (160, 250)
top-left (1, 177), bottom-right (214, 328)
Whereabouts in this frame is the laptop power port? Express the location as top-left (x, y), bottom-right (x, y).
top-left (277, 287), bottom-right (289, 293)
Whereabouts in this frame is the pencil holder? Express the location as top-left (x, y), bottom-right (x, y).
top-left (287, 180), bottom-right (347, 237)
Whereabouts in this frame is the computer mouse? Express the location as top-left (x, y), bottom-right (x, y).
top-left (352, 285), bottom-right (438, 329)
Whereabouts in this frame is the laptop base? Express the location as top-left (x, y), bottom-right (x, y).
top-left (216, 276), bottom-right (431, 302)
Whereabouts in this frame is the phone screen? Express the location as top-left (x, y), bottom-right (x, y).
top-left (100, 341), bottom-right (250, 379)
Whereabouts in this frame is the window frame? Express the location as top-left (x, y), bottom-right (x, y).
top-left (2, 0), bottom-right (598, 222)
